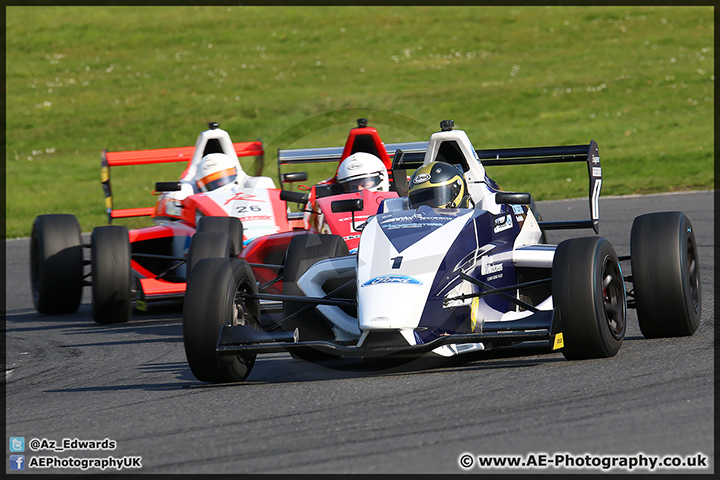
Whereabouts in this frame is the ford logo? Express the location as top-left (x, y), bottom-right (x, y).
top-left (361, 275), bottom-right (423, 287)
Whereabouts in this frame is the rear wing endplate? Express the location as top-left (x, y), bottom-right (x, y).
top-left (101, 141), bottom-right (264, 223)
top-left (392, 141), bottom-right (602, 233)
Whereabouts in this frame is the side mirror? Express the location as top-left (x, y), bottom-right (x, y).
top-left (281, 172), bottom-right (308, 183)
top-left (495, 192), bottom-right (532, 205)
top-left (280, 190), bottom-right (309, 204)
top-left (155, 182), bottom-right (181, 192)
top-left (331, 198), bottom-right (366, 232)
top-left (391, 149), bottom-right (409, 197)
top-left (331, 198), bottom-right (364, 213)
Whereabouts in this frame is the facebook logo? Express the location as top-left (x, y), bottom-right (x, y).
top-left (9, 437), bottom-right (25, 452)
top-left (10, 455), bottom-right (25, 470)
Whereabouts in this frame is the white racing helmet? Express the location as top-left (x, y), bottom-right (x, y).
top-left (194, 153), bottom-right (238, 192)
top-left (336, 152), bottom-right (389, 193)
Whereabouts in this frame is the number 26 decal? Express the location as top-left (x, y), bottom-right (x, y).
top-left (236, 205), bottom-right (262, 213)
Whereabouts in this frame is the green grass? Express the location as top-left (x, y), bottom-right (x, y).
top-left (6, 6), bottom-right (714, 237)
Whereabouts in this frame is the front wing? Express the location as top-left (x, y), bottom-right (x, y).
top-left (214, 308), bottom-right (564, 358)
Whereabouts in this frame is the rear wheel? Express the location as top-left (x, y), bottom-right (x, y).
top-left (183, 258), bottom-right (258, 383)
top-left (186, 231), bottom-right (232, 276)
top-left (196, 216), bottom-right (243, 256)
top-left (282, 234), bottom-right (349, 359)
top-left (552, 236), bottom-right (626, 360)
top-left (631, 212), bottom-right (701, 338)
top-left (30, 214), bottom-right (83, 314)
top-left (91, 226), bottom-right (132, 324)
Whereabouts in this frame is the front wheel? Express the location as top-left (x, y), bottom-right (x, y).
top-left (91, 226), bottom-right (132, 324)
top-left (282, 234), bottom-right (349, 342)
top-left (631, 212), bottom-right (701, 338)
top-left (196, 216), bottom-right (243, 256)
top-left (183, 258), bottom-right (258, 383)
top-left (30, 214), bottom-right (84, 314)
top-left (186, 231), bottom-right (232, 277)
top-left (552, 236), bottom-right (626, 360)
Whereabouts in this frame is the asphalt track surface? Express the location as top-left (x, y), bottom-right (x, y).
top-left (5, 191), bottom-right (714, 474)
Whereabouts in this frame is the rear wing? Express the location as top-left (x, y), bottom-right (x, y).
top-left (101, 141), bottom-right (264, 222)
top-left (277, 141), bottom-right (428, 185)
top-left (392, 141), bottom-right (602, 233)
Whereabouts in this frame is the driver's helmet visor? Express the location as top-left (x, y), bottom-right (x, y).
top-left (338, 173), bottom-right (382, 193)
top-left (197, 168), bottom-right (237, 192)
top-left (409, 183), bottom-right (460, 208)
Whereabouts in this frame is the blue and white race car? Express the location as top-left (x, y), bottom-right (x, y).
top-left (182, 120), bottom-right (701, 383)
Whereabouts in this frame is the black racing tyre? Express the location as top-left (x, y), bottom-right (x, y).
top-left (552, 236), bottom-right (626, 360)
top-left (186, 231), bottom-right (232, 277)
top-left (196, 216), bottom-right (243, 256)
top-left (282, 234), bottom-right (350, 342)
top-left (30, 214), bottom-right (84, 314)
top-left (183, 257), bottom-right (258, 383)
top-left (91, 225), bottom-right (132, 324)
top-left (631, 212), bottom-right (701, 338)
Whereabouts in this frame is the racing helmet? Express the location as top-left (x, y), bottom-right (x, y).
top-left (195, 153), bottom-right (238, 192)
top-left (408, 161), bottom-right (470, 209)
top-left (336, 152), bottom-right (389, 193)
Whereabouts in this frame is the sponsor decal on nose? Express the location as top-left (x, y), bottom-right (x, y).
top-left (361, 275), bottom-right (422, 287)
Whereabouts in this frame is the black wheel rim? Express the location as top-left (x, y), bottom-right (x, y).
top-left (687, 234), bottom-right (700, 314)
top-left (232, 280), bottom-right (254, 328)
top-left (601, 256), bottom-right (626, 339)
top-left (232, 278), bottom-right (258, 365)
